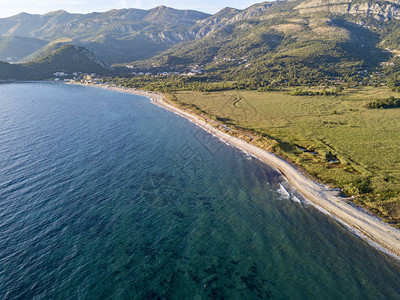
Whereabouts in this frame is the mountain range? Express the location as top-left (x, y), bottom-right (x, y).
top-left (0, 6), bottom-right (209, 64)
top-left (1, 0), bottom-right (400, 81)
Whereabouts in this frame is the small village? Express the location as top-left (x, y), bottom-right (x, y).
top-left (54, 71), bottom-right (102, 84)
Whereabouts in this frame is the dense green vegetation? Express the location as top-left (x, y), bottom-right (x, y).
top-left (289, 88), bottom-right (338, 96)
top-left (367, 96), bottom-right (400, 109)
top-left (107, 71), bottom-right (387, 95)
top-left (107, 76), bottom-right (279, 93)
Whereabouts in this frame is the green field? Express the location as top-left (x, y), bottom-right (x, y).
top-left (169, 86), bottom-right (400, 225)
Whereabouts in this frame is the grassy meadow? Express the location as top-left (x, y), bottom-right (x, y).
top-left (169, 86), bottom-right (400, 225)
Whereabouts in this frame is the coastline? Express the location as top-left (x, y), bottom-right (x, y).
top-left (72, 82), bottom-right (400, 259)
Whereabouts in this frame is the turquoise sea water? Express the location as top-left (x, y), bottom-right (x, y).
top-left (0, 83), bottom-right (400, 299)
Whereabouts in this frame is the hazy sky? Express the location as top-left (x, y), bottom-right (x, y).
top-left (0, 0), bottom-right (265, 18)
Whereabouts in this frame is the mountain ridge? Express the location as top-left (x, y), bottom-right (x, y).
top-left (0, 6), bottom-right (211, 63)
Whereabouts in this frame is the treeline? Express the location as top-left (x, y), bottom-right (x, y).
top-left (367, 96), bottom-right (400, 109)
top-left (108, 76), bottom-right (278, 93)
top-left (108, 75), bottom-right (350, 96)
top-left (289, 88), bottom-right (339, 96)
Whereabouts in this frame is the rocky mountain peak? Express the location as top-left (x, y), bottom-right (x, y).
top-left (295, 0), bottom-right (400, 21)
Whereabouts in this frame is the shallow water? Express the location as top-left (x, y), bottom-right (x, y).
top-left (0, 83), bottom-right (399, 299)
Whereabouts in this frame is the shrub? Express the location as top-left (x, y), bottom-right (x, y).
top-left (367, 96), bottom-right (400, 109)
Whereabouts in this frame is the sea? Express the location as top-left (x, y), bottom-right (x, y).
top-left (1, 82), bottom-right (400, 299)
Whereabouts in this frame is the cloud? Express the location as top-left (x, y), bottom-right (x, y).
top-left (118, 0), bottom-right (127, 8)
top-left (118, 0), bottom-right (146, 9)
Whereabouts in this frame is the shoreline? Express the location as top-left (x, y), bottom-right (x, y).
top-left (72, 82), bottom-right (400, 260)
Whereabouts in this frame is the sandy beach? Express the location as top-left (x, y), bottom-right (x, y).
top-left (74, 82), bottom-right (400, 259)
